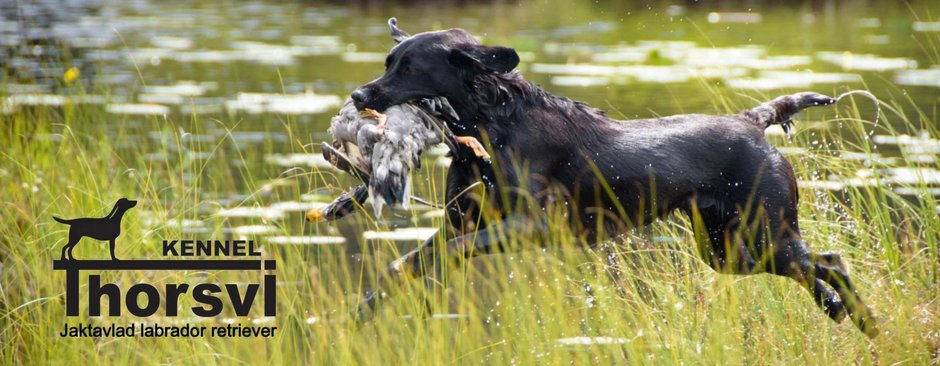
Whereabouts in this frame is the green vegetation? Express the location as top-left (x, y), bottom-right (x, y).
top-left (1, 83), bottom-right (937, 366)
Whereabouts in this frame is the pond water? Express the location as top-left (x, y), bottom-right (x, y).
top-left (3, 0), bottom-right (939, 249)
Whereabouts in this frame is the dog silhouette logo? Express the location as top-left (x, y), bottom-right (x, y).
top-left (53, 198), bottom-right (137, 260)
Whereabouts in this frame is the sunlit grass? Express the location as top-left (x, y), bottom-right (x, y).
top-left (2, 83), bottom-right (939, 365)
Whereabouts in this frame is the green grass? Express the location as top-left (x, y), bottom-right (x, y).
top-left (1, 84), bottom-right (939, 365)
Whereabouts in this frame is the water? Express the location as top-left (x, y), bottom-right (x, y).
top-left (3, 0), bottom-right (939, 248)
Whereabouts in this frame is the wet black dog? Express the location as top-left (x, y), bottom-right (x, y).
top-left (54, 198), bottom-right (137, 260)
top-left (350, 18), bottom-right (877, 337)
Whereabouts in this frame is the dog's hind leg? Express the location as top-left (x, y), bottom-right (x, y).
top-left (60, 242), bottom-right (70, 261)
top-left (810, 250), bottom-right (877, 332)
top-left (769, 233), bottom-right (877, 337)
top-left (812, 252), bottom-right (878, 337)
top-left (718, 199), bottom-right (853, 330)
top-left (746, 164), bottom-right (877, 337)
top-left (63, 231), bottom-right (81, 260)
top-left (769, 234), bottom-right (848, 321)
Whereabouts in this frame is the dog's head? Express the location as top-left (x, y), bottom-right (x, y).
top-left (350, 18), bottom-right (520, 112)
top-left (116, 198), bottom-right (138, 210)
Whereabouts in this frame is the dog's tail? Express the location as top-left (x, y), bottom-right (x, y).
top-left (745, 92), bottom-right (836, 133)
top-left (53, 216), bottom-right (74, 225)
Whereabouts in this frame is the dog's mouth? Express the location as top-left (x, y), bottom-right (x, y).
top-left (352, 93), bottom-right (395, 113)
top-left (353, 87), bottom-right (442, 113)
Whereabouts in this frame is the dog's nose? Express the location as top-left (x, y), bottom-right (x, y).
top-left (351, 88), bottom-right (369, 109)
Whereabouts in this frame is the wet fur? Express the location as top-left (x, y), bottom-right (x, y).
top-left (350, 20), bottom-right (877, 337)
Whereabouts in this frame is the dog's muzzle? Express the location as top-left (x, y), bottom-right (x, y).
top-left (350, 88), bottom-right (370, 110)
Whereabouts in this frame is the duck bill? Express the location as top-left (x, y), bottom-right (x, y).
top-left (306, 185), bottom-right (370, 222)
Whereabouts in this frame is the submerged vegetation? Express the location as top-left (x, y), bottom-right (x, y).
top-left (2, 0), bottom-right (939, 364)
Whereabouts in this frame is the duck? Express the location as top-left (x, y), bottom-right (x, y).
top-left (310, 97), bottom-right (489, 221)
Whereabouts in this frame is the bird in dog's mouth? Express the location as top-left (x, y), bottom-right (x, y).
top-left (307, 96), bottom-right (489, 222)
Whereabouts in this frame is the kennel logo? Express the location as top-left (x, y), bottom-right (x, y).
top-left (52, 198), bottom-right (278, 338)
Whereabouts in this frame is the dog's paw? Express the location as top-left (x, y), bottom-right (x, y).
top-left (780, 119), bottom-right (794, 134)
top-left (824, 298), bottom-right (847, 323)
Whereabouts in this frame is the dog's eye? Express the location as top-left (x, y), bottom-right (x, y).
top-left (404, 65), bottom-right (416, 74)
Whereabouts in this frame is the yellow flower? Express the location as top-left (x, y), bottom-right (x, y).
top-left (63, 66), bottom-right (80, 83)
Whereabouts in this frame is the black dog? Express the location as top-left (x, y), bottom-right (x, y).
top-left (350, 18), bottom-right (877, 337)
top-left (53, 198), bottom-right (137, 260)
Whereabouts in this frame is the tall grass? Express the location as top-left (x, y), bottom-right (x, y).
top-left (1, 82), bottom-right (939, 365)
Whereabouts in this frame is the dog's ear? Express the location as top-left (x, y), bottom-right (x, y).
top-left (448, 44), bottom-right (520, 73)
top-left (388, 17), bottom-right (410, 43)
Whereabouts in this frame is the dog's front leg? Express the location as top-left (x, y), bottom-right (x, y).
top-left (108, 239), bottom-right (119, 260)
top-left (356, 216), bottom-right (547, 322)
